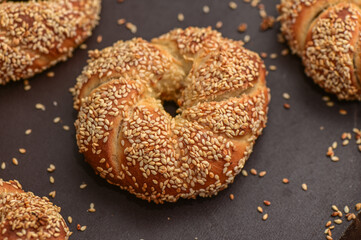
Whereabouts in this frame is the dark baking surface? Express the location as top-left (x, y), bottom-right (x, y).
top-left (341, 212), bottom-right (361, 240)
top-left (0, 0), bottom-right (360, 239)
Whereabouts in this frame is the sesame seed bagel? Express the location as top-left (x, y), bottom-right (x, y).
top-left (278, 0), bottom-right (361, 100)
top-left (0, 0), bottom-right (101, 85)
top-left (73, 27), bottom-right (270, 203)
top-left (0, 179), bottom-right (70, 240)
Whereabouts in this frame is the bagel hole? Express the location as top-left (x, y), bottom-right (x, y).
top-left (163, 100), bottom-right (179, 117)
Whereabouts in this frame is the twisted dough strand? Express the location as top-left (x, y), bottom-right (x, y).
top-left (73, 27), bottom-right (269, 203)
top-left (278, 0), bottom-right (361, 100)
top-left (0, 0), bottom-right (101, 84)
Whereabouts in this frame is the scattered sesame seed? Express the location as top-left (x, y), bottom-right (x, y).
top-left (269, 65), bottom-right (277, 71)
top-left (46, 72), bottom-right (55, 78)
top-left (331, 205), bottom-right (339, 212)
top-left (325, 221), bottom-right (331, 227)
top-left (257, 206), bottom-right (263, 213)
top-left (53, 117), bottom-right (61, 124)
top-left (80, 225), bottom-right (87, 232)
top-left (331, 156), bottom-right (339, 162)
top-left (260, 52), bottom-right (268, 58)
top-left (25, 129), bottom-right (32, 135)
top-left (282, 178), bottom-right (289, 184)
top-left (215, 21), bottom-right (223, 29)
top-left (344, 206), bottom-right (350, 214)
top-left (24, 85), bottom-right (31, 91)
top-left (334, 219), bottom-right (342, 225)
top-left (117, 18), bottom-right (126, 25)
top-left (326, 101), bottom-right (334, 107)
top-left (125, 22), bottom-right (137, 34)
top-left (332, 142), bottom-right (337, 149)
top-left (342, 140), bottom-right (349, 146)
top-left (244, 35), bottom-right (251, 43)
top-left (281, 49), bottom-right (289, 56)
top-left (177, 13), bottom-right (184, 22)
top-left (88, 203), bottom-right (96, 212)
top-left (322, 96), bottom-right (330, 102)
top-left (282, 92), bottom-right (290, 100)
top-left (339, 109), bottom-right (347, 115)
top-left (35, 103), bottom-right (46, 111)
top-left (97, 35), bottom-right (103, 43)
top-left (355, 203), bottom-right (361, 211)
top-left (262, 213), bottom-right (268, 221)
top-left (229, 1), bottom-right (237, 9)
top-left (270, 53), bottom-right (277, 59)
top-left (203, 5), bottom-right (210, 13)
top-left (63, 125), bottom-right (70, 131)
top-left (19, 148), bottom-right (26, 154)
top-left (259, 171), bottom-right (267, 177)
top-left (241, 170), bottom-right (248, 176)
top-left (320, 126), bottom-right (325, 130)
top-left (250, 168), bottom-right (257, 175)
top-left (80, 183), bottom-right (87, 189)
top-left (237, 23), bottom-right (248, 33)
top-left (49, 191), bottom-right (56, 198)
top-left (47, 164), bottom-right (56, 173)
top-left (229, 194), bottom-right (234, 200)
top-left (263, 200), bottom-right (271, 206)
top-left (1, 162), bottom-right (5, 170)
top-left (301, 183), bottom-right (308, 191)
top-left (12, 158), bottom-right (18, 166)
top-left (80, 44), bottom-right (88, 50)
top-left (49, 176), bottom-right (55, 184)
top-left (68, 216), bottom-right (73, 224)
top-left (283, 103), bottom-right (290, 109)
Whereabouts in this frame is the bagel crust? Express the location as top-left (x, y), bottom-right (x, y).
top-left (278, 0), bottom-right (361, 100)
top-left (73, 27), bottom-right (270, 203)
top-left (0, 0), bottom-right (101, 85)
top-left (0, 179), bottom-right (70, 240)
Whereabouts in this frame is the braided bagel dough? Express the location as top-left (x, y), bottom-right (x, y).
top-left (278, 0), bottom-right (361, 100)
top-left (73, 27), bottom-right (270, 203)
top-left (0, 179), bottom-right (70, 240)
top-left (0, 0), bottom-right (101, 85)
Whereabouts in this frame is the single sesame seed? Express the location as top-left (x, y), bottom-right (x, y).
top-left (46, 72), bottom-right (55, 78)
top-left (250, 168), bottom-right (257, 175)
top-left (177, 13), bottom-right (184, 22)
top-left (331, 156), bottom-right (339, 162)
top-left (355, 203), bottom-right (361, 211)
top-left (334, 219), bottom-right (342, 225)
top-left (301, 183), bottom-right (308, 191)
top-left (339, 109), bottom-right (347, 115)
top-left (244, 35), bottom-right (251, 43)
top-left (229, 194), bottom-right (234, 200)
top-left (25, 129), bottom-right (32, 135)
top-left (342, 139), bottom-right (349, 146)
top-left (237, 23), bottom-right (248, 33)
top-left (241, 170), bottom-right (248, 176)
top-left (282, 178), bottom-right (289, 184)
top-left (19, 148), bottom-right (26, 154)
top-left (283, 103), bottom-right (290, 109)
top-left (63, 125), bottom-right (70, 131)
top-left (344, 206), bottom-right (349, 214)
top-left (117, 18), bottom-right (126, 25)
top-left (35, 103), bottom-right (46, 111)
top-left (97, 35), bottom-right (103, 43)
top-left (12, 158), bottom-right (18, 166)
top-left (332, 142), bottom-right (337, 149)
top-left (49, 176), bottom-right (55, 184)
top-left (203, 5), bottom-right (210, 13)
top-left (270, 53), bottom-right (277, 59)
top-left (331, 205), bottom-right (339, 212)
top-left (53, 117), bottom-right (61, 124)
top-left (326, 101), bottom-right (334, 107)
top-left (259, 171), bottom-right (267, 177)
top-left (322, 96), bottom-right (330, 102)
top-left (257, 206), bottom-right (263, 213)
top-left (125, 22), bottom-right (137, 34)
top-left (282, 93), bottom-right (290, 100)
top-left (263, 200), bottom-right (271, 206)
top-left (80, 183), bottom-right (87, 189)
top-left (1, 162), bottom-right (6, 170)
top-left (80, 44), bottom-right (88, 50)
top-left (269, 65), bottom-right (277, 71)
top-left (325, 221), bottom-right (331, 227)
top-left (262, 213), bottom-right (268, 221)
top-left (215, 21), bottom-right (223, 29)
top-left (281, 49), bottom-right (289, 56)
top-left (68, 216), bottom-right (73, 224)
top-left (80, 226), bottom-right (87, 231)
top-left (229, 1), bottom-right (237, 9)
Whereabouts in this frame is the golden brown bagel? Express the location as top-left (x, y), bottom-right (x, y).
top-left (278, 0), bottom-right (361, 100)
top-left (0, 179), bottom-right (70, 240)
top-left (0, 0), bottom-right (101, 85)
top-left (72, 27), bottom-right (270, 203)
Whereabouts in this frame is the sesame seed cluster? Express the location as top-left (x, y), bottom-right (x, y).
top-left (0, 0), bottom-right (101, 85)
top-left (278, 0), bottom-right (361, 100)
top-left (73, 27), bottom-right (269, 203)
top-left (0, 179), bottom-right (70, 240)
